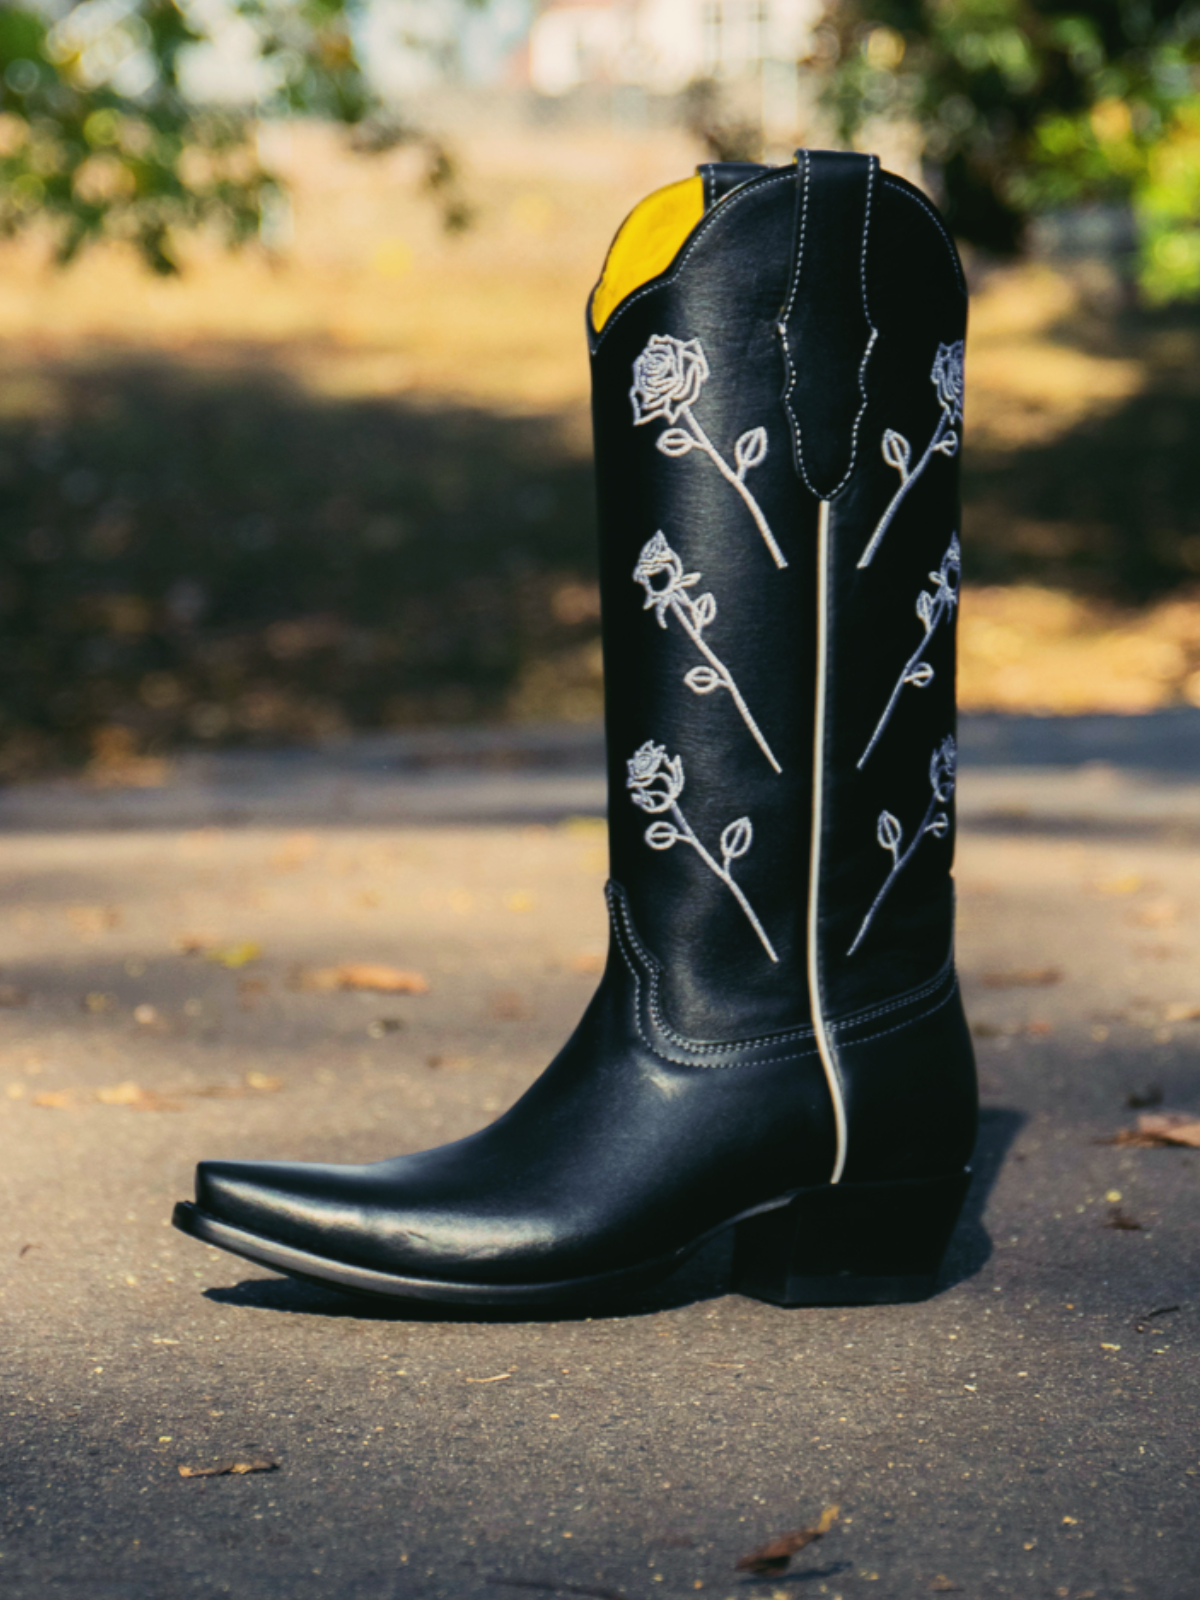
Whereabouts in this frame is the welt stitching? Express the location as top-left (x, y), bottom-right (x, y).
top-left (590, 170), bottom-right (796, 350)
top-left (608, 890), bottom-right (818, 1064)
top-left (614, 889), bottom-right (817, 1052)
top-left (882, 179), bottom-right (966, 294)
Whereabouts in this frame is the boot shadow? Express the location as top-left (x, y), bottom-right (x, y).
top-left (935, 1105), bottom-right (1024, 1292)
top-left (202, 1111), bottom-right (1019, 1321)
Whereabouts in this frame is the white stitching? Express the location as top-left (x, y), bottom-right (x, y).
top-left (610, 881), bottom-right (954, 1052)
top-left (882, 179), bottom-right (966, 293)
top-left (590, 170), bottom-right (796, 350)
top-left (633, 531), bottom-right (782, 771)
top-left (779, 154), bottom-right (879, 501)
top-left (841, 975), bottom-right (959, 1050)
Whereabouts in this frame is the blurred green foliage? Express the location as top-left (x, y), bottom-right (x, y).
top-left (0, 0), bottom-right (468, 274)
top-left (817, 0), bottom-right (1200, 300)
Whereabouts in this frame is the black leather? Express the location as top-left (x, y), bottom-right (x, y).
top-left (180, 151), bottom-right (977, 1296)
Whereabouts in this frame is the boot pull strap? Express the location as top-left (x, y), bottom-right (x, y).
top-left (778, 149), bottom-right (878, 502)
top-left (696, 161), bottom-right (769, 212)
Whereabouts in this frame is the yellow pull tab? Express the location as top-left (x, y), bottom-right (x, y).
top-left (589, 175), bottom-right (705, 334)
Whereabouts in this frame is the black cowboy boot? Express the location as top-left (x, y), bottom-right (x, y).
top-left (173, 151), bottom-right (977, 1309)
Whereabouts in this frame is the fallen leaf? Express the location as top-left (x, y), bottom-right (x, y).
top-left (245, 1071), bottom-right (283, 1092)
top-left (980, 967), bottom-right (1062, 988)
top-left (67, 905), bottom-right (121, 935)
top-left (172, 932), bottom-right (212, 955)
top-left (95, 1082), bottom-right (184, 1111)
top-left (269, 833), bottom-right (318, 872)
top-left (31, 1090), bottom-right (73, 1109)
top-left (297, 963), bottom-right (429, 994)
top-left (1135, 1112), bottom-right (1200, 1148)
top-left (929, 1580), bottom-right (963, 1594)
top-left (425, 1053), bottom-right (474, 1071)
top-left (205, 942), bottom-right (262, 969)
top-left (971, 1020), bottom-right (1003, 1038)
top-left (0, 984), bottom-right (29, 1007)
top-left (1026, 1020), bottom-right (1055, 1036)
top-left (1163, 1002), bottom-right (1200, 1023)
top-left (178, 1458), bottom-right (278, 1478)
top-left (736, 1507), bottom-right (839, 1575)
top-left (1130, 899), bottom-right (1178, 927)
top-left (489, 990), bottom-right (531, 1020)
top-left (569, 951), bottom-right (605, 976)
top-left (465, 1372), bottom-right (512, 1383)
top-left (1106, 1207), bottom-right (1142, 1231)
top-left (366, 1017), bottom-right (404, 1038)
top-left (1134, 1304), bottom-right (1179, 1332)
top-left (82, 992), bottom-right (116, 1013)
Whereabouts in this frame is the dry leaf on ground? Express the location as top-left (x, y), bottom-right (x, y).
top-left (1106, 1207), bottom-right (1143, 1231)
top-left (205, 942), bottom-right (262, 969)
top-left (296, 963), bottom-right (429, 994)
top-left (569, 951), bottom-right (605, 975)
top-left (1099, 1112), bottom-right (1200, 1148)
top-left (980, 967), bottom-right (1062, 988)
top-left (178, 1458), bottom-right (278, 1478)
top-left (95, 1081), bottom-right (183, 1111)
top-left (735, 1506), bottom-right (839, 1575)
top-left (1163, 1002), bottom-right (1200, 1023)
top-left (31, 1090), bottom-right (73, 1109)
top-left (489, 990), bottom-right (531, 1020)
top-left (929, 1580), bottom-right (964, 1594)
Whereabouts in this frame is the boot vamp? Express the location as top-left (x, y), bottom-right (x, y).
top-left (195, 998), bottom-right (834, 1285)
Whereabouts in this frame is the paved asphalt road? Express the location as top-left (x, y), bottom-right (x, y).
top-left (2, 714), bottom-right (1198, 1600)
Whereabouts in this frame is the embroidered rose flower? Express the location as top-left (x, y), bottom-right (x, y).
top-left (633, 531), bottom-right (704, 628)
top-left (630, 335), bottom-right (709, 425)
top-left (931, 341), bottom-right (965, 423)
top-left (626, 740), bottom-right (684, 813)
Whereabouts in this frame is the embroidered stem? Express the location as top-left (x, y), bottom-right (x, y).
top-left (857, 533), bottom-right (960, 769)
top-left (858, 409), bottom-right (952, 569)
top-left (669, 803), bottom-right (779, 962)
top-left (672, 601), bottom-right (783, 773)
top-left (679, 406), bottom-right (788, 570)
top-left (847, 735), bottom-right (956, 957)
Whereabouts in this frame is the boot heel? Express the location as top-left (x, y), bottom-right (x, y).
top-left (732, 1170), bottom-right (971, 1306)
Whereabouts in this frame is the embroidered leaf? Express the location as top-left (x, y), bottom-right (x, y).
top-left (644, 820), bottom-right (680, 851)
top-left (734, 426), bottom-right (768, 476)
top-left (720, 817), bottom-right (753, 862)
top-left (916, 589), bottom-right (934, 627)
top-left (692, 591), bottom-right (717, 629)
top-left (656, 428), bottom-right (696, 458)
top-left (882, 429), bottom-right (912, 477)
top-left (904, 662), bottom-right (935, 688)
top-left (933, 430), bottom-right (959, 456)
top-left (684, 665), bottom-right (723, 695)
top-left (877, 810), bottom-right (903, 856)
top-left (926, 812), bottom-right (949, 838)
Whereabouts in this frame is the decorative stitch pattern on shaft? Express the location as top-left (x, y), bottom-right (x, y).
top-left (626, 741), bottom-right (779, 962)
top-left (630, 334), bottom-right (787, 569)
top-left (858, 341), bottom-right (964, 569)
top-left (633, 532), bottom-right (782, 773)
top-left (858, 533), bottom-right (960, 769)
top-left (848, 736), bottom-right (956, 957)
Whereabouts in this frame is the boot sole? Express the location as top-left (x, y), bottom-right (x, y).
top-left (173, 1168), bottom-right (970, 1310)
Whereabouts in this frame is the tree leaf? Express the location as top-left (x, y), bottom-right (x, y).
top-left (692, 591), bottom-right (717, 629)
top-left (720, 816), bottom-right (753, 861)
top-left (916, 589), bottom-right (934, 626)
top-left (656, 428), bottom-right (695, 458)
top-left (684, 665), bottom-right (723, 695)
top-left (905, 662), bottom-right (935, 687)
top-left (734, 426), bottom-right (768, 474)
top-left (933, 429), bottom-right (959, 456)
top-left (925, 812), bottom-right (949, 838)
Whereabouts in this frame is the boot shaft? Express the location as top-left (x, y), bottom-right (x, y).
top-left (588, 151), bottom-right (968, 1080)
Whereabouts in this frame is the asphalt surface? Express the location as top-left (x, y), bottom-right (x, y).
top-left (2, 714), bottom-right (1198, 1600)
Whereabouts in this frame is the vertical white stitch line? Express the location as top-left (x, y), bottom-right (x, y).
top-left (809, 499), bottom-right (847, 1183)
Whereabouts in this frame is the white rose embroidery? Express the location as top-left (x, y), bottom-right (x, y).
top-left (857, 533), bottom-right (960, 769)
top-left (848, 735), bottom-right (957, 956)
top-left (859, 339), bottom-right (965, 569)
top-left (632, 532), bottom-right (781, 773)
top-left (629, 333), bottom-right (786, 570)
top-left (626, 742), bottom-right (777, 962)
